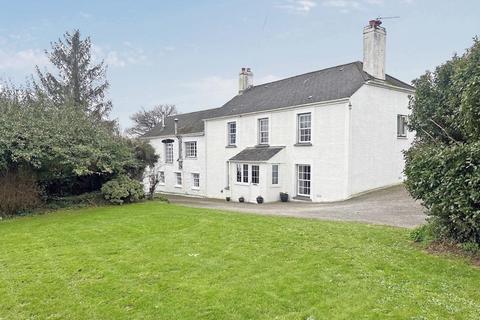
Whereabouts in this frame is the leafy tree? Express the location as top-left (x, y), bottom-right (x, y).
top-left (127, 104), bottom-right (177, 136)
top-left (35, 30), bottom-right (112, 120)
top-left (0, 86), bottom-right (137, 195)
top-left (405, 37), bottom-right (480, 244)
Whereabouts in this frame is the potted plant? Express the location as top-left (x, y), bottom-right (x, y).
top-left (256, 196), bottom-right (264, 204)
top-left (280, 192), bottom-right (289, 202)
top-left (238, 196), bottom-right (245, 203)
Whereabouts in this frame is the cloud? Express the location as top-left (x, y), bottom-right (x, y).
top-left (0, 48), bottom-right (49, 70)
top-left (93, 43), bottom-right (148, 68)
top-left (277, 0), bottom-right (317, 14)
top-left (321, 0), bottom-right (360, 9)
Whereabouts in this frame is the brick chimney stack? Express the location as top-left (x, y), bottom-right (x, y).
top-left (238, 67), bottom-right (253, 94)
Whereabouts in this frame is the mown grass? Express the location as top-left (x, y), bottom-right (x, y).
top-left (0, 202), bottom-right (479, 319)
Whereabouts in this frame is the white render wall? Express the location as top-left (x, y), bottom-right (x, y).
top-left (145, 83), bottom-right (413, 203)
top-left (146, 134), bottom-right (206, 197)
top-left (204, 100), bottom-right (351, 203)
top-left (347, 82), bottom-right (413, 196)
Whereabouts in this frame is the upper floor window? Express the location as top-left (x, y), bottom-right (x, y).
top-left (185, 141), bottom-right (197, 158)
top-left (227, 121), bottom-right (237, 146)
top-left (165, 143), bottom-right (174, 163)
top-left (272, 164), bottom-right (279, 185)
top-left (397, 115), bottom-right (408, 138)
top-left (297, 113), bottom-right (311, 143)
top-left (258, 118), bottom-right (269, 145)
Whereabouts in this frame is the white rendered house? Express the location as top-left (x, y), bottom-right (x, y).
top-left (142, 20), bottom-right (414, 203)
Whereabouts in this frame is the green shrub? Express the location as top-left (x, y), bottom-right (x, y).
top-left (405, 143), bottom-right (480, 244)
top-left (101, 175), bottom-right (144, 205)
top-left (461, 242), bottom-right (480, 255)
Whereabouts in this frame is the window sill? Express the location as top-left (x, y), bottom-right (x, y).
top-left (234, 182), bottom-right (250, 186)
top-left (397, 136), bottom-right (407, 139)
top-left (191, 187), bottom-right (200, 190)
top-left (293, 195), bottom-right (312, 201)
top-left (255, 144), bottom-right (270, 148)
top-left (185, 157), bottom-right (198, 159)
top-left (226, 145), bottom-right (237, 148)
top-left (294, 142), bottom-right (312, 147)
top-left (174, 185), bottom-right (182, 188)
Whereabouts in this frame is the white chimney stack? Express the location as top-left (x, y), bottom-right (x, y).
top-left (238, 67), bottom-right (253, 94)
top-left (363, 19), bottom-right (386, 80)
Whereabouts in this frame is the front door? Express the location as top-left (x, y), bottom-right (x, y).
top-left (297, 164), bottom-right (311, 197)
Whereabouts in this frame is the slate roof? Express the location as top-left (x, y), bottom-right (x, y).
top-left (229, 146), bottom-right (285, 162)
top-left (143, 61), bottom-right (413, 138)
top-left (142, 107), bottom-right (221, 138)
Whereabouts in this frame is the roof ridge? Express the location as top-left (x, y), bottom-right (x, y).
top-left (165, 106), bottom-right (222, 119)
top-left (248, 61), bottom-right (363, 90)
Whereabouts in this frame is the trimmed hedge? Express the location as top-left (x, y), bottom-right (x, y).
top-left (405, 142), bottom-right (480, 244)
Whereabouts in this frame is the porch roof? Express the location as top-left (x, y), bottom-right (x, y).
top-left (229, 146), bottom-right (284, 162)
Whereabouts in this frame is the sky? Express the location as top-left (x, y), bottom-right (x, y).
top-left (1, 0), bottom-right (479, 130)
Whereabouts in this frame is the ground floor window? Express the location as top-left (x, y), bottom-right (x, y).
top-left (192, 173), bottom-right (200, 188)
top-left (297, 164), bottom-right (311, 196)
top-left (236, 164), bottom-right (242, 182)
top-left (272, 165), bottom-right (279, 185)
top-left (243, 164), bottom-right (249, 183)
top-left (158, 171), bottom-right (165, 184)
top-left (175, 172), bottom-right (182, 186)
top-left (251, 165), bottom-right (259, 184)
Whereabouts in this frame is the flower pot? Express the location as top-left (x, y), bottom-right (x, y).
top-left (256, 196), bottom-right (264, 204)
top-left (238, 197), bottom-right (245, 203)
top-left (226, 197), bottom-right (231, 202)
top-left (280, 192), bottom-right (289, 202)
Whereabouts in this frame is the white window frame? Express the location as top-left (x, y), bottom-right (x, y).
top-left (242, 164), bottom-right (249, 183)
top-left (297, 113), bottom-right (312, 143)
top-left (397, 114), bottom-right (408, 138)
top-left (236, 164), bottom-right (242, 183)
top-left (271, 164), bottom-right (279, 185)
top-left (191, 173), bottom-right (200, 189)
top-left (297, 164), bottom-right (311, 197)
top-left (175, 172), bottom-right (182, 187)
top-left (158, 171), bottom-right (165, 185)
top-left (251, 165), bottom-right (259, 184)
top-left (235, 163), bottom-right (251, 184)
top-left (165, 143), bottom-right (174, 163)
top-left (227, 121), bottom-right (237, 146)
top-left (185, 141), bottom-right (197, 158)
top-left (258, 118), bottom-right (269, 145)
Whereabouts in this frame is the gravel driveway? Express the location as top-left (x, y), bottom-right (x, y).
top-left (164, 184), bottom-right (426, 228)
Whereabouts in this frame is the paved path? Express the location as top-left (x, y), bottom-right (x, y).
top-left (165, 185), bottom-right (426, 228)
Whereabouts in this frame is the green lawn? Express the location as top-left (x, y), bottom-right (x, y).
top-left (0, 202), bottom-right (479, 319)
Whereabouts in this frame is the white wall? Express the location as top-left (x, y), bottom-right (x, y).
top-left (145, 134), bottom-right (206, 197)
top-left (204, 100), bottom-right (350, 203)
top-left (347, 82), bottom-right (413, 196)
